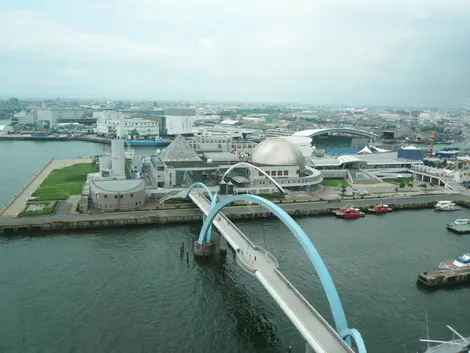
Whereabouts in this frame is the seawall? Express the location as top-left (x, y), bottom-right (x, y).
top-left (0, 197), bottom-right (460, 234)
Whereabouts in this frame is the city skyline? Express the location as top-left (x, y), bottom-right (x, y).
top-left (1, 0), bottom-right (469, 107)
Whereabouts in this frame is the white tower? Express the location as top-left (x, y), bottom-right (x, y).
top-left (111, 139), bottom-right (126, 179)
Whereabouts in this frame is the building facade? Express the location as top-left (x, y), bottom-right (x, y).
top-left (89, 179), bottom-right (145, 210)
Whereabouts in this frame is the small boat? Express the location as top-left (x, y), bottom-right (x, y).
top-left (435, 201), bottom-right (460, 211)
top-left (439, 253), bottom-right (470, 270)
top-left (448, 218), bottom-right (470, 226)
top-left (366, 204), bottom-right (392, 214)
top-left (334, 207), bottom-right (365, 219)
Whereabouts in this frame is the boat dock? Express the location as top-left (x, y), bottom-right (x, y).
top-left (417, 268), bottom-right (470, 290)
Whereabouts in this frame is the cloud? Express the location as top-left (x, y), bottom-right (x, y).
top-left (0, 0), bottom-right (469, 106)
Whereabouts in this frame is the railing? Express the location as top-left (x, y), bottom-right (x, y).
top-left (274, 269), bottom-right (352, 350)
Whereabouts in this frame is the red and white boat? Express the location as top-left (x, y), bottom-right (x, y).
top-left (334, 207), bottom-right (365, 219)
top-left (439, 253), bottom-right (470, 270)
top-left (366, 204), bottom-right (393, 214)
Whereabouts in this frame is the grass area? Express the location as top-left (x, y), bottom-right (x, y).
top-left (321, 178), bottom-right (350, 187)
top-left (382, 178), bottom-right (414, 185)
top-left (33, 163), bottom-right (99, 200)
top-left (19, 201), bottom-right (57, 217)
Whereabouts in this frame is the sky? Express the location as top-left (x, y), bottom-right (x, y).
top-left (0, 0), bottom-right (470, 107)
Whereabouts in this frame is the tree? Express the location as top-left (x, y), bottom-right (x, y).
top-left (408, 183), bottom-right (413, 189)
top-left (395, 187), bottom-right (399, 193)
top-left (399, 182), bottom-right (405, 189)
top-left (341, 186), bottom-right (347, 194)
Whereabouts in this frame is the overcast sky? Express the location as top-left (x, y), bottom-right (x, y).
top-left (1, 0), bottom-right (469, 107)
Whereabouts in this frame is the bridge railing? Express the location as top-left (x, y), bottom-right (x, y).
top-left (274, 269), bottom-right (353, 351)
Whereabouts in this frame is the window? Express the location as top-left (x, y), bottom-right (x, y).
top-left (131, 193), bottom-right (133, 197)
top-left (104, 195), bottom-right (107, 199)
top-left (120, 195), bottom-right (123, 198)
top-left (283, 170), bottom-right (288, 176)
top-left (114, 195), bottom-right (117, 199)
top-left (259, 171), bottom-right (263, 176)
top-left (266, 171), bottom-right (270, 175)
top-left (277, 171), bottom-right (283, 176)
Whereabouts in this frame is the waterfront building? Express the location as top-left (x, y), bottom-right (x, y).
top-left (146, 136), bottom-right (323, 193)
top-left (311, 152), bottom-right (423, 181)
top-left (96, 116), bottom-right (159, 138)
top-left (88, 179), bottom-right (146, 211)
top-left (80, 139), bottom-right (146, 212)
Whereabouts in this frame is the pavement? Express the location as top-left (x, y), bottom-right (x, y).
top-left (0, 158), bottom-right (93, 217)
top-left (191, 193), bottom-right (355, 353)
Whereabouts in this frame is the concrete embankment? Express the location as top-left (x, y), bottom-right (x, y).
top-left (1, 194), bottom-right (466, 234)
top-left (0, 158), bottom-right (93, 217)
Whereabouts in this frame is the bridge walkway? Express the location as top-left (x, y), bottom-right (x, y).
top-left (190, 192), bottom-right (354, 353)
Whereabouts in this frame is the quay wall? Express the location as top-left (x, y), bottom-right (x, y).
top-left (0, 199), bottom-right (446, 234)
top-left (0, 159), bottom-right (53, 215)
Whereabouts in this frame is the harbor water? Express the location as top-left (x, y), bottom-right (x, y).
top-left (1, 140), bottom-right (470, 352)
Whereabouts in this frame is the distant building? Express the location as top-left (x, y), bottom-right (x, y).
top-left (37, 108), bottom-right (92, 125)
top-left (96, 116), bottom-right (159, 138)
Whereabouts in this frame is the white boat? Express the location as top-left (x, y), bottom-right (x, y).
top-left (435, 201), bottom-right (460, 211)
top-left (439, 253), bottom-right (470, 269)
top-left (418, 325), bottom-right (470, 353)
top-left (449, 218), bottom-right (470, 226)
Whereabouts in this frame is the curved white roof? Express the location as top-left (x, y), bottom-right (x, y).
top-left (91, 179), bottom-right (145, 193)
top-left (293, 128), bottom-right (378, 138)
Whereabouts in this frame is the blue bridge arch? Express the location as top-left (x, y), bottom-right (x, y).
top-left (182, 182), bottom-right (216, 201)
top-left (196, 192), bottom-right (366, 352)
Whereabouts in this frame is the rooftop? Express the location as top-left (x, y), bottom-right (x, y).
top-left (311, 152), bottom-right (424, 167)
top-left (91, 179), bottom-right (145, 192)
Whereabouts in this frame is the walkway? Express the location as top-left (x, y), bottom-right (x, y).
top-left (190, 192), bottom-right (355, 353)
top-left (1, 158), bottom-right (92, 217)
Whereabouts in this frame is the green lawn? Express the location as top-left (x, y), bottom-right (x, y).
top-left (19, 201), bottom-right (57, 217)
top-left (33, 163), bottom-right (99, 200)
top-left (382, 178), bottom-right (414, 185)
top-left (321, 178), bottom-right (350, 187)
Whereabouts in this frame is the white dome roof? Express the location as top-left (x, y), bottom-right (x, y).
top-left (251, 138), bottom-right (305, 170)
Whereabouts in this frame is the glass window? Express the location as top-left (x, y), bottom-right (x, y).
top-left (284, 170), bottom-right (288, 176)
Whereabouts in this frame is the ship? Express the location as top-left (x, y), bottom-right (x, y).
top-left (439, 253), bottom-right (470, 270)
top-left (333, 207), bottom-right (365, 219)
top-left (365, 204), bottom-right (393, 214)
top-left (435, 201), bottom-right (461, 211)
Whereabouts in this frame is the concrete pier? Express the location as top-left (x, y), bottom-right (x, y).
top-left (193, 241), bottom-right (214, 257)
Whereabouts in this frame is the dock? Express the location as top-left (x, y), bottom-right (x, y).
top-left (417, 268), bottom-right (470, 289)
top-left (0, 193), bottom-right (469, 234)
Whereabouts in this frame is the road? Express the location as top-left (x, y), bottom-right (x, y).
top-left (191, 193), bottom-right (355, 353)
top-left (1, 158), bottom-right (93, 217)
top-left (0, 193), bottom-right (466, 227)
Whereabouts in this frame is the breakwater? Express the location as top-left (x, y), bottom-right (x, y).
top-left (0, 198), bottom-right (457, 234)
